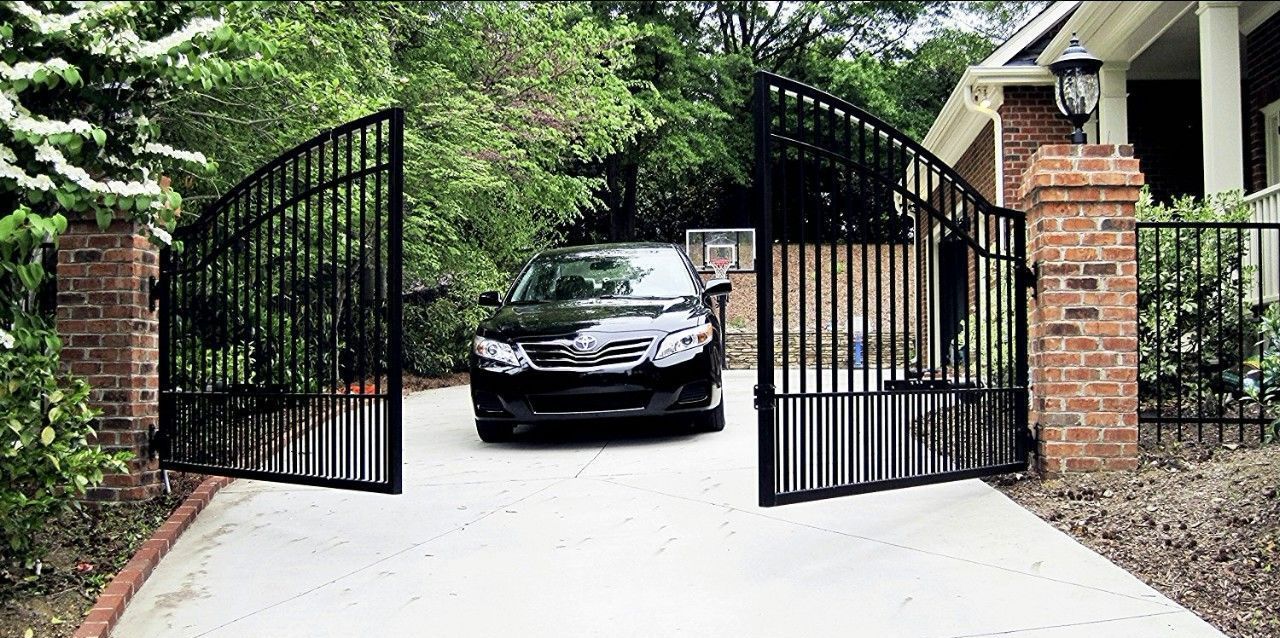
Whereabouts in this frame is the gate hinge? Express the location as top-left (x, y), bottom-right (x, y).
top-left (1020, 262), bottom-right (1039, 299)
top-left (753, 383), bottom-right (775, 410)
top-left (148, 276), bottom-right (161, 312)
top-left (147, 425), bottom-right (169, 461)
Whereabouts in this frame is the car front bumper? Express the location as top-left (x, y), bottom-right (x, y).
top-left (469, 343), bottom-right (722, 423)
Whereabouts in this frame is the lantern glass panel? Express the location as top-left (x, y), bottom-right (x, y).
top-left (1054, 69), bottom-right (1100, 119)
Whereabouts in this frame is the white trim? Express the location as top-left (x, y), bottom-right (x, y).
top-left (1262, 99), bottom-right (1280, 186)
top-left (1241, 1), bottom-right (1280, 33)
top-left (1200, 0), bottom-right (1245, 194)
top-left (1119, 2), bottom-right (1198, 64)
top-left (922, 66), bottom-right (1055, 167)
top-left (963, 84), bottom-right (1005, 206)
top-left (1036, 1), bottom-right (1195, 65)
top-left (1098, 62), bottom-right (1129, 144)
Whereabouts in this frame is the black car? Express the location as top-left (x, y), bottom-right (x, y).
top-left (469, 243), bottom-right (732, 442)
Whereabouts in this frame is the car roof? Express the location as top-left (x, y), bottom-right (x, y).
top-left (535, 242), bottom-right (680, 258)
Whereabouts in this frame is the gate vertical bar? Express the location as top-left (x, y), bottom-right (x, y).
top-left (754, 72), bottom-right (777, 507)
top-left (1014, 211), bottom-right (1030, 459)
top-left (386, 108), bottom-right (405, 494)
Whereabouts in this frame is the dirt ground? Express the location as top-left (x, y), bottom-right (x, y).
top-left (994, 445), bottom-right (1280, 638)
top-left (0, 473), bottom-right (203, 638)
top-left (403, 371), bottom-right (469, 394)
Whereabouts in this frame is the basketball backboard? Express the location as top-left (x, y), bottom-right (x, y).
top-left (685, 228), bottom-right (756, 273)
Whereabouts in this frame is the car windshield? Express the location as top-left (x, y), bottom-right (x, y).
top-left (509, 248), bottom-right (696, 303)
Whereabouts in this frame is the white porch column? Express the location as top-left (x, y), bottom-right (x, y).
top-left (1198, 1), bottom-right (1244, 194)
top-left (1099, 63), bottom-right (1129, 144)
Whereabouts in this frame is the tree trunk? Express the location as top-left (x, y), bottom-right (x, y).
top-left (620, 161), bottom-right (638, 241)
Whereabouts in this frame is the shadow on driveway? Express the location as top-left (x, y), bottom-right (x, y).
top-left (501, 416), bottom-right (703, 447)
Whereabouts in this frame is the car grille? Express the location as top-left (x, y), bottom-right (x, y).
top-left (527, 391), bottom-right (652, 414)
top-left (519, 337), bottom-right (654, 370)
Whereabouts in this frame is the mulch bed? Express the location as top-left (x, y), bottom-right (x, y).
top-left (403, 371), bottom-right (468, 394)
top-left (0, 473), bottom-right (203, 638)
top-left (993, 445), bottom-right (1280, 638)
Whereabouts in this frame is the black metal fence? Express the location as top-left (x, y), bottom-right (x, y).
top-left (1136, 220), bottom-right (1279, 445)
top-left (753, 71), bottom-right (1029, 506)
top-left (159, 109), bottom-right (404, 493)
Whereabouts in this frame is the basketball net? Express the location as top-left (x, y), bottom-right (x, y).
top-left (710, 257), bottom-right (732, 279)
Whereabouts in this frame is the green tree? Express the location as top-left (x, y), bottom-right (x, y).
top-left (162, 1), bottom-right (654, 374)
top-left (0, 0), bottom-right (274, 562)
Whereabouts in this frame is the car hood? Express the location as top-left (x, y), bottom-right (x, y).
top-left (479, 297), bottom-right (707, 339)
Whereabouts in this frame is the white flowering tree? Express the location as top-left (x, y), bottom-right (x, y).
top-left (0, 1), bottom-right (277, 563)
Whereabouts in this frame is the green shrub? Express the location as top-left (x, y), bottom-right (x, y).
top-left (0, 209), bottom-right (129, 563)
top-left (1245, 303), bottom-right (1280, 443)
top-left (0, 323), bottom-right (130, 561)
top-left (1136, 189), bottom-right (1253, 414)
top-left (402, 257), bottom-right (504, 376)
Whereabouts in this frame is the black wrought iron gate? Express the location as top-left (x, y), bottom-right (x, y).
top-left (752, 72), bottom-right (1029, 506)
top-left (157, 109), bottom-right (404, 494)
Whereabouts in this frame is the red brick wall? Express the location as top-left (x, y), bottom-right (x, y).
top-left (1000, 85), bottom-right (1075, 207)
top-left (954, 121), bottom-right (998, 203)
top-left (1246, 10), bottom-right (1280, 193)
top-left (1020, 144), bottom-right (1143, 475)
top-left (701, 243), bottom-right (915, 335)
top-left (57, 220), bottom-right (162, 501)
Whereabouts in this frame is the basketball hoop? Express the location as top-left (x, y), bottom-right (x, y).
top-left (710, 257), bottom-right (732, 279)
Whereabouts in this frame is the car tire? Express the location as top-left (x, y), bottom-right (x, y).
top-left (691, 403), bottom-right (725, 433)
top-left (476, 419), bottom-right (514, 442)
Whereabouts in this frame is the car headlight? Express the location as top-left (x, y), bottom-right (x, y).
top-left (473, 336), bottom-right (520, 366)
top-left (655, 324), bottom-right (715, 360)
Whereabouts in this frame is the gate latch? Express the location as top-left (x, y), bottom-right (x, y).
top-left (147, 425), bottom-right (169, 461)
top-left (753, 383), bottom-right (775, 410)
top-left (1020, 262), bottom-right (1039, 299)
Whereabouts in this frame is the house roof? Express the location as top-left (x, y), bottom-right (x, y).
top-left (922, 1), bottom-right (1280, 170)
top-left (919, 2), bottom-right (1075, 170)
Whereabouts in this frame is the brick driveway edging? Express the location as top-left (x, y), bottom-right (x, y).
top-left (73, 475), bottom-right (235, 638)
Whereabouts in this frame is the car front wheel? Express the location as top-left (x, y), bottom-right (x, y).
top-left (476, 419), bottom-right (514, 442)
top-left (690, 403), bottom-right (725, 432)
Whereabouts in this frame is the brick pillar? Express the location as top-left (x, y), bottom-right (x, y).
top-left (57, 220), bottom-right (162, 501)
top-left (1020, 144), bottom-right (1143, 475)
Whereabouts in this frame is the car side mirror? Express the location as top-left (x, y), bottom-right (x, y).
top-left (477, 291), bottom-right (502, 307)
top-left (703, 278), bottom-right (732, 299)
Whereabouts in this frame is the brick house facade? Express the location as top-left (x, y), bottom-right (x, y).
top-left (926, 1), bottom-right (1280, 210)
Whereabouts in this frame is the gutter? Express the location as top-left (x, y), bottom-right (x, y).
top-left (961, 83), bottom-right (1005, 207)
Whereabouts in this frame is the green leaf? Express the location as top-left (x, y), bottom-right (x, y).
top-left (135, 197), bottom-right (152, 211)
top-left (95, 209), bottom-right (113, 228)
top-left (62, 66), bottom-right (81, 86)
top-left (16, 263), bottom-right (38, 290)
top-left (40, 427), bottom-right (54, 446)
top-left (92, 128), bottom-right (106, 146)
top-left (54, 190), bottom-right (75, 210)
top-left (0, 214), bottom-right (16, 241)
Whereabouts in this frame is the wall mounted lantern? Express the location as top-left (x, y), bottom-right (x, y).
top-left (1048, 34), bottom-right (1103, 144)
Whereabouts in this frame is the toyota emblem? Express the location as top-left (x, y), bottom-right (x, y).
top-left (572, 334), bottom-right (598, 351)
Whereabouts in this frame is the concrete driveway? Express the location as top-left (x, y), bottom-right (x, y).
top-left (114, 370), bottom-right (1223, 638)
